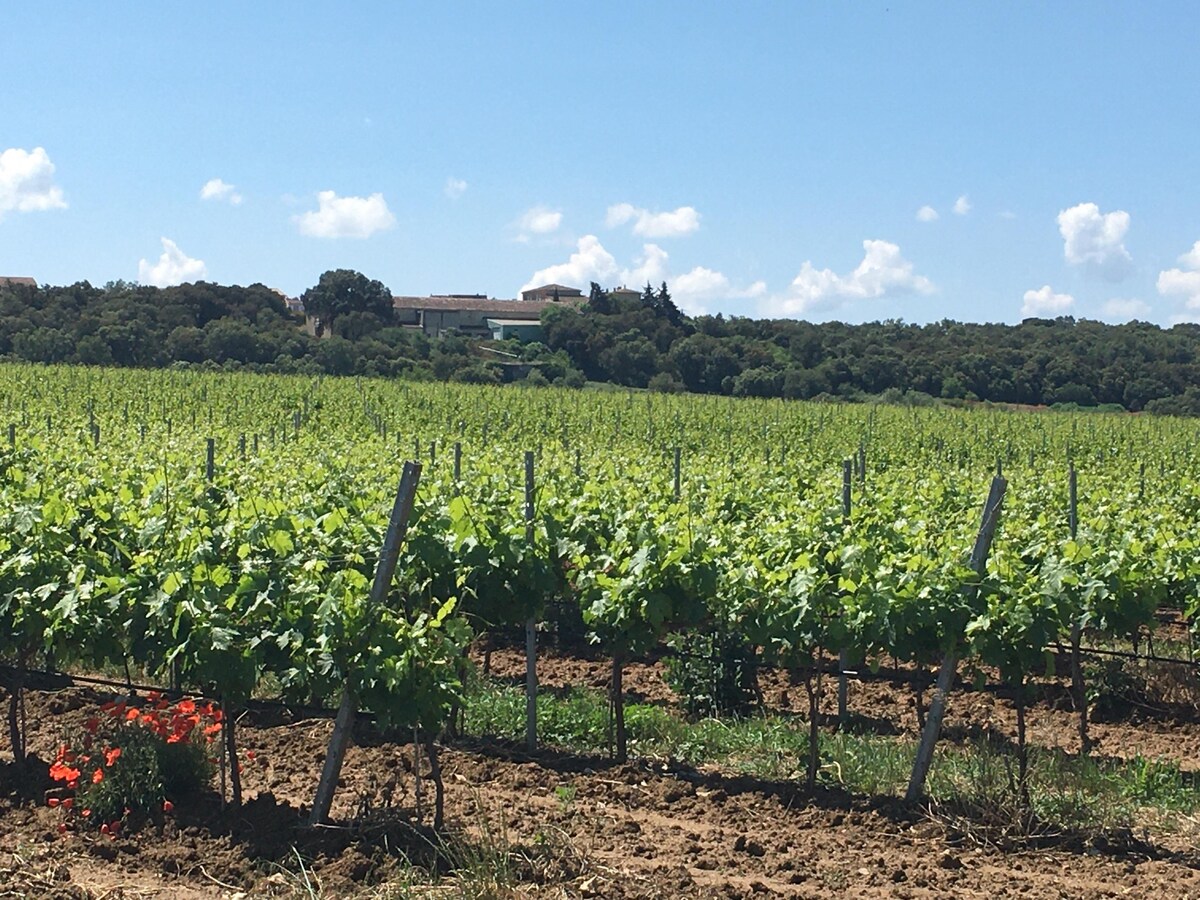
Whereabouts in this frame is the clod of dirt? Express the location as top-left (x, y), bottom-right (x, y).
top-left (939, 851), bottom-right (964, 870)
top-left (732, 835), bottom-right (765, 857)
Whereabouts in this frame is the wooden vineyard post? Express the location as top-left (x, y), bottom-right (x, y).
top-left (905, 475), bottom-right (1007, 803)
top-left (1067, 463), bottom-right (1091, 754)
top-left (524, 450), bottom-right (538, 753)
top-left (673, 447), bottom-right (682, 501)
top-left (838, 458), bottom-right (853, 727)
top-left (309, 461), bottom-right (422, 826)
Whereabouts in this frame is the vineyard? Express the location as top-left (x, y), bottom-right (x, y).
top-left (2, 362), bottom-right (1200, 898)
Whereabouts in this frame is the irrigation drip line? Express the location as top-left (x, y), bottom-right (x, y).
top-left (1072, 643), bottom-right (1200, 670)
top-left (0, 664), bottom-right (360, 723)
top-left (3, 638), bottom-right (1196, 732)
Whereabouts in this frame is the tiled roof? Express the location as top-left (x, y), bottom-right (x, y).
top-left (393, 295), bottom-right (581, 315)
top-left (0, 277), bottom-right (36, 288)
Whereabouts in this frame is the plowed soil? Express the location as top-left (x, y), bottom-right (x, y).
top-left (1, 644), bottom-right (1199, 899)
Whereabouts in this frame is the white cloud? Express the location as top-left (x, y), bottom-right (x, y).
top-left (524, 237), bottom-right (763, 315)
top-left (614, 243), bottom-right (764, 316)
top-left (515, 205), bottom-right (563, 240)
top-left (1057, 202), bottom-right (1132, 281)
top-left (1157, 240), bottom-right (1200, 312)
top-left (1021, 285), bottom-right (1075, 318)
top-left (605, 202), bottom-right (701, 238)
top-left (672, 267), bottom-right (766, 317)
top-left (762, 239), bottom-right (934, 318)
top-left (444, 177), bottom-right (467, 200)
top-left (953, 195), bottom-right (972, 216)
top-left (1101, 297), bottom-right (1151, 321)
top-left (0, 147), bottom-right (67, 217)
top-left (522, 235), bottom-right (618, 291)
top-left (199, 178), bottom-right (242, 205)
top-left (916, 205), bottom-right (939, 222)
top-left (620, 243), bottom-right (671, 289)
top-left (138, 238), bottom-right (207, 287)
top-left (294, 190), bottom-right (395, 239)
top-left (1178, 239), bottom-right (1200, 271)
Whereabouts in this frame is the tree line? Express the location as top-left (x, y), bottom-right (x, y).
top-left (3, 272), bottom-right (1200, 414)
top-left (541, 282), bottom-right (1200, 414)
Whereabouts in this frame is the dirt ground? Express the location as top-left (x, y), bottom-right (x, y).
top-left (2, 646), bottom-right (1199, 899)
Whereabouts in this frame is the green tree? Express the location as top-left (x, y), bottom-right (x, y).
top-left (301, 270), bottom-right (393, 337)
top-left (657, 281), bottom-right (682, 326)
top-left (587, 281), bottom-right (611, 314)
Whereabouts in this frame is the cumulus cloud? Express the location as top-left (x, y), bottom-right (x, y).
top-left (1021, 285), bottom-right (1075, 318)
top-left (672, 267), bottom-right (766, 316)
top-left (294, 190), bottom-right (395, 239)
top-left (1157, 240), bottom-right (1200, 313)
top-left (0, 147), bottom-right (67, 217)
top-left (1057, 202), bottom-right (1132, 281)
top-left (619, 243), bottom-right (670, 288)
top-left (200, 178), bottom-right (242, 205)
top-left (444, 177), bottom-right (467, 200)
top-left (615, 243), bottom-right (764, 315)
top-left (1101, 297), bottom-right (1151, 321)
top-left (522, 235), bottom-right (618, 291)
top-left (762, 239), bottom-right (934, 318)
top-left (953, 195), bottom-right (972, 215)
top-left (515, 205), bottom-right (563, 241)
top-left (605, 202), bottom-right (701, 238)
top-left (138, 238), bottom-right (207, 287)
top-left (522, 238), bottom-right (760, 316)
top-left (916, 205), bottom-right (939, 222)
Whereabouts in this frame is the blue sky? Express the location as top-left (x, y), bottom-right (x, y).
top-left (3, 2), bottom-right (1200, 325)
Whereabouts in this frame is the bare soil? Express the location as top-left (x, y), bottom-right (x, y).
top-left (1, 645), bottom-right (1198, 899)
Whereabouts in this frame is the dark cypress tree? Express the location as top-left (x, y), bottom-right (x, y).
top-left (658, 281), bottom-right (682, 325)
top-left (642, 282), bottom-right (658, 311)
top-left (588, 281), bottom-right (611, 314)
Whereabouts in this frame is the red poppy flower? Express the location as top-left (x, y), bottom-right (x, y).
top-left (49, 762), bottom-right (81, 783)
top-left (105, 748), bottom-right (122, 767)
top-left (92, 768), bottom-right (104, 785)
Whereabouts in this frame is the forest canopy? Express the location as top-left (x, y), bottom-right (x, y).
top-left (3, 276), bottom-right (1199, 415)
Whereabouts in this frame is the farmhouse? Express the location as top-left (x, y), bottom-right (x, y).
top-left (519, 283), bottom-right (584, 303)
top-left (393, 286), bottom-right (583, 339)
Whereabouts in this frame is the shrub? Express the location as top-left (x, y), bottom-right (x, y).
top-left (48, 694), bottom-right (219, 835)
